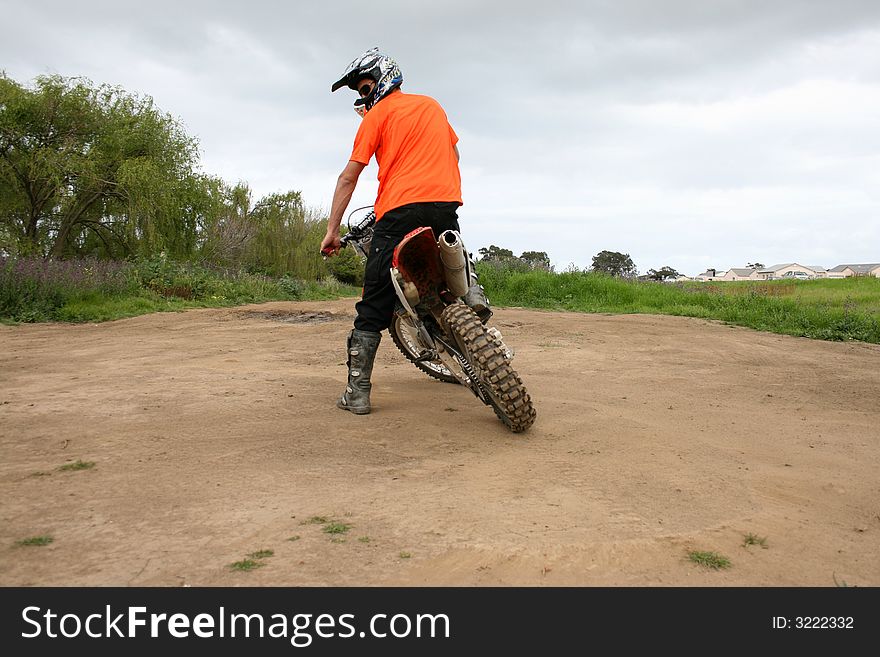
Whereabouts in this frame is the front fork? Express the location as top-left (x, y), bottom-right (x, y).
top-left (390, 267), bottom-right (437, 358)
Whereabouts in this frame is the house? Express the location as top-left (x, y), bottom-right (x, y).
top-left (755, 263), bottom-right (825, 280)
top-left (827, 265), bottom-right (855, 278)
top-left (718, 268), bottom-right (761, 281)
top-left (827, 263), bottom-right (880, 278)
top-left (694, 268), bottom-right (723, 281)
top-left (689, 261), bottom-right (879, 282)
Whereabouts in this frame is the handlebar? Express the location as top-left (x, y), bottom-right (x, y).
top-left (321, 206), bottom-right (376, 259)
top-left (321, 232), bottom-right (356, 258)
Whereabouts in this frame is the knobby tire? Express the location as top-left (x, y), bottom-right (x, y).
top-left (441, 303), bottom-right (536, 433)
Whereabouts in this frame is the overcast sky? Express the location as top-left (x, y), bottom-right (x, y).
top-left (3, 0), bottom-right (879, 274)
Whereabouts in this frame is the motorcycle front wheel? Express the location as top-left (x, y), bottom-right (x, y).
top-left (389, 311), bottom-right (460, 385)
top-left (441, 303), bottom-right (536, 433)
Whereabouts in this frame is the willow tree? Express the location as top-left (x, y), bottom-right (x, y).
top-left (246, 191), bottom-right (324, 278)
top-left (0, 74), bottom-right (96, 254)
top-left (196, 180), bottom-right (255, 268)
top-left (243, 191), bottom-right (361, 283)
top-left (0, 73), bottom-right (203, 258)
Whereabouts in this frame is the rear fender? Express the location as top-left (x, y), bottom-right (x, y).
top-left (392, 227), bottom-right (445, 301)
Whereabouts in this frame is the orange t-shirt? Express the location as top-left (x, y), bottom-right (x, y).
top-left (350, 91), bottom-right (462, 221)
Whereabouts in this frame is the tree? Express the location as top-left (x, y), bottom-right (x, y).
top-left (196, 179), bottom-right (256, 268)
top-left (747, 262), bottom-right (765, 270)
top-left (238, 191), bottom-right (361, 284)
top-left (246, 191), bottom-right (315, 277)
top-left (590, 250), bottom-right (637, 278)
top-left (646, 266), bottom-right (680, 281)
top-left (0, 73), bottom-right (203, 258)
top-left (1, 74), bottom-right (96, 254)
top-left (478, 245), bottom-right (516, 263)
top-left (519, 250), bottom-right (552, 271)
top-left (477, 245), bottom-right (553, 271)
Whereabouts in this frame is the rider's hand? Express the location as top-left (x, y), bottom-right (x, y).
top-left (320, 232), bottom-right (342, 258)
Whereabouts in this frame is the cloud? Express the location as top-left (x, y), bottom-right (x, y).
top-left (3, 0), bottom-right (879, 274)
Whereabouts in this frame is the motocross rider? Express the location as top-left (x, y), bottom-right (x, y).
top-left (321, 47), bottom-right (491, 415)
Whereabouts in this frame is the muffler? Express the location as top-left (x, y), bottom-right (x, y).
top-left (437, 230), bottom-right (470, 297)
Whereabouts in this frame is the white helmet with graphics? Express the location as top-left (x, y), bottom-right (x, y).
top-left (331, 47), bottom-right (403, 117)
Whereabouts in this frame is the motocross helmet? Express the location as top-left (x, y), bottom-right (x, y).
top-left (331, 47), bottom-right (403, 117)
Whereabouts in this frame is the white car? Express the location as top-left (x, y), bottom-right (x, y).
top-left (781, 271), bottom-right (812, 280)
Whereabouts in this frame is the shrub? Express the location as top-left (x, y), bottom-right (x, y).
top-left (1, 256), bottom-right (136, 321)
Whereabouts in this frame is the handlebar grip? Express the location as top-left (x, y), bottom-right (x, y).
top-left (322, 232), bottom-right (360, 257)
top-left (322, 235), bottom-right (351, 258)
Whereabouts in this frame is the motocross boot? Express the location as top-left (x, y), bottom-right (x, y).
top-left (337, 329), bottom-right (382, 415)
top-left (463, 251), bottom-right (493, 324)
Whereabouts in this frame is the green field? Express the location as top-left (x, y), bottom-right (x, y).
top-left (477, 264), bottom-right (880, 344)
top-left (1, 256), bottom-right (359, 324)
top-left (4, 256), bottom-right (879, 344)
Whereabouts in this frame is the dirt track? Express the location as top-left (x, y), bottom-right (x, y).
top-left (1, 299), bottom-right (878, 586)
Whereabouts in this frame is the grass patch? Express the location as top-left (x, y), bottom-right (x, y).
top-left (687, 550), bottom-right (732, 570)
top-left (16, 536), bottom-right (54, 547)
top-left (742, 533), bottom-right (768, 548)
top-left (58, 460), bottom-right (95, 471)
top-left (399, 551), bottom-right (412, 559)
top-left (229, 559), bottom-right (263, 572)
top-left (478, 264), bottom-right (880, 343)
top-left (247, 549), bottom-right (274, 559)
top-left (287, 535), bottom-right (301, 542)
top-left (230, 547), bottom-right (274, 571)
top-left (322, 522), bottom-right (351, 535)
top-left (301, 516), bottom-right (329, 525)
top-left (358, 536), bottom-right (371, 543)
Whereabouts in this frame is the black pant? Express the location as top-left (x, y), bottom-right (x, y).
top-left (354, 202), bottom-right (461, 333)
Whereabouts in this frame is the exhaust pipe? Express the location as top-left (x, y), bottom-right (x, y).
top-left (437, 230), bottom-right (470, 297)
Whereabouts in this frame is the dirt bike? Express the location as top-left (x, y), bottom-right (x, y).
top-left (327, 206), bottom-right (536, 433)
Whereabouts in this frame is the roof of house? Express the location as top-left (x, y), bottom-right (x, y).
top-left (829, 263), bottom-right (880, 274)
top-left (758, 263), bottom-right (795, 273)
top-left (728, 268), bottom-right (756, 276)
top-left (758, 263), bottom-right (825, 273)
